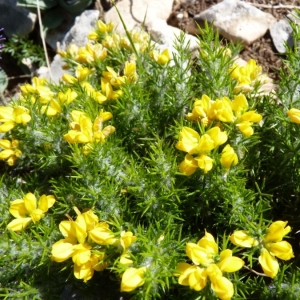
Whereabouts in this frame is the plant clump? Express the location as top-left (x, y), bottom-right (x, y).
top-left (1, 16), bottom-right (300, 300)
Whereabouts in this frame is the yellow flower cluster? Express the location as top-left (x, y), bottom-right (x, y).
top-left (0, 139), bottom-right (22, 166)
top-left (0, 105), bottom-right (32, 165)
top-left (176, 231), bottom-right (244, 300)
top-left (7, 192), bottom-right (55, 232)
top-left (176, 126), bottom-right (237, 175)
top-left (230, 221), bottom-right (294, 278)
top-left (0, 105), bottom-right (31, 133)
top-left (186, 94), bottom-right (262, 137)
top-left (51, 207), bottom-right (137, 282)
top-left (63, 109), bottom-right (115, 153)
top-left (229, 59), bottom-right (269, 93)
top-left (59, 43), bottom-right (108, 64)
top-left (21, 76), bottom-right (78, 117)
top-left (62, 61), bottom-right (137, 104)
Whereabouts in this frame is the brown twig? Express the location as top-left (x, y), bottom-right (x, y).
top-left (8, 74), bottom-right (32, 80)
top-left (36, 0), bottom-right (52, 80)
top-left (249, 3), bottom-right (300, 9)
top-left (243, 265), bottom-right (268, 277)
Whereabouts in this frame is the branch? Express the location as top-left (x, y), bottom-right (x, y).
top-left (249, 3), bottom-right (300, 10)
top-left (36, 0), bottom-right (52, 81)
top-left (243, 265), bottom-right (268, 277)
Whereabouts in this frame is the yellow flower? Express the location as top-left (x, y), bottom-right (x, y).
top-left (89, 222), bottom-right (117, 245)
top-left (176, 126), bottom-right (227, 174)
top-left (20, 77), bottom-right (54, 103)
top-left (230, 221), bottom-right (294, 278)
top-left (0, 106), bottom-right (31, 132)
top-left (186, 94), bottom-right (213, 124)
top-left (74, 252), bottom-right (107, 282)
top-left (63, 110), bottom-right (93, 144)
top-left (235, 110), bottom-right (262, 137)
top-left (229, 230), bottom-right (257, 248)
top-left (123, 60), bottom-right (138, 83)
top-left (121, 267), bottom-right (147, 292)
top-left (64, 109), bottom-right (115, 147)
top-left (207, 264), bottom-right (234, 300)
top-left (179, 154), bottom-right (198, 176)
top-left (176, 263), bottom-right (207, 291)
top-left (76, 43), bottom-right (107, 63)
top-left (0, 139), bottom-right (22, 166)
top-left (287, 108), bottom-right (300, 123)
top-left (231, 94), bottom-right (248, 116)
top-left (51, 208), bottom-right (110, 282)
top-left (210, 97), bottom-right (235, 123)
top-left (119, 231), bottom-right (137, 250)
top-left (102, 66), bottom-right (125, 87)
top-left (195, 153), bottom-right (214, 174)
top-left (96, 20), bottom-right (114, 34)
top-left (220, 144), bottom-right (238, 169)
top-left (149, 48), bottom-right (171, 65)
top-left (120, 252), bottom-right (134, 266)
top-left (101, 78), bottom-right (123, 101)
top-left (176, 127), bottom-right (201, 155)
top-left (258, 248), bottom-right (279, 278)
top-left (7, 193), bottom-right (55, 232)
top-left (176, 232), bottom-right (244, 299)
top-left (229, 59), bottom-right (268, 93)
top-left (93, 109), bottom-right (116, 143)
top-left (62, 73), bottom-right (77, 84)
top-left (264, 221), bottom-right (291, 243)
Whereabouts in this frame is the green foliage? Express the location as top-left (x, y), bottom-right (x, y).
top-left (2, 34), bottom-right (46, 67)
top-left (1, 16), bottom-right (300, 300)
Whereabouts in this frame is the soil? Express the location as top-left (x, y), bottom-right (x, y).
top-left (169, 0), bottom-right (300, 81)
top-left (1, 0), bottom-right (300, 99)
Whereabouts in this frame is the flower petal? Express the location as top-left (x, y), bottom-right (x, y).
top-left (7, 217), bottom-right (32, 232)
top-left (258, 248), bottom-right (279, 278)
top-left (267, 241), bottom-right (294, 260)
top-left (23, 193), bottom-right (37, 213)
top-left (51, 239), bottom-right (75, 262)
top-left (121, 267), bottom-right (147, 292)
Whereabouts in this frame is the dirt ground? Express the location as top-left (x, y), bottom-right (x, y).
top-left (1, 0), bottom-right (300, 98)
top-left (169, 0), bottom-right (300, 81)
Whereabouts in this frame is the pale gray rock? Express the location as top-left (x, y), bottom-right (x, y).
top-left (269, 11), bottom-right (300, 54)
top-left (0, 0), bottom-right (36, 37)
top-left (45, 14), bottom-right (76, 51)
top-left (39, 10), bottom-right (99, 83)
top-left (61, 9), bottom-right (100, 50)
top-left (193, 0), bottom-right (276, 45)
top-left (104, 0), bottom-right (173, 35)
top-left (270, 19), bottom-right (293, 53)
top-left (146, 19), bottom-right (199, 53)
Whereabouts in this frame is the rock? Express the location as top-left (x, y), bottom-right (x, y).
top-left (146, 19), bottom-right (199, 53)
top-left (39, 10), bottom-right (99, 83)
top-left (61, 9), bottom-right (100, 50)
top-left (0, 0), bottom-right (36, 37)
top-left (270, 11), bottom-right (300, 54)
top-left (46, 14), bottom-right (76, 51)
top-left (104, 0), bottom-right (173, 35)
top-left (38, 53), bottom-right (71, 83)
top-left (193, 0), bottom-right (276, 45)
top-left (270, 19), bottom-right (293, 53)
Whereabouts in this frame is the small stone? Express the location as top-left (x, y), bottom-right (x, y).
top-left (104, 0), bottom-right (173, 35)
top-left (270, 19), bottom-right (293, 53)
top-left (193, 0), bottom-right (276, 45)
